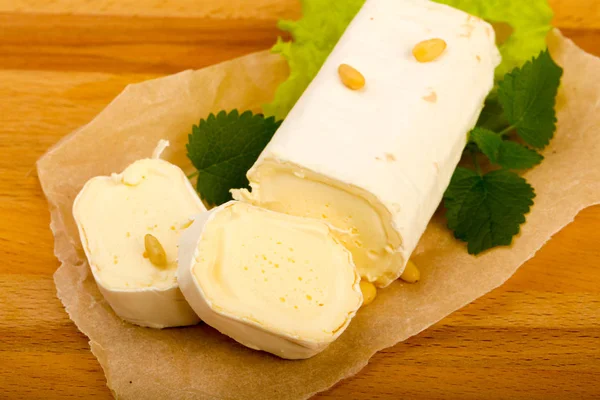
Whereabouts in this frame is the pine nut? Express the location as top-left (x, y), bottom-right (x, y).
top-left (359, 281), bottom-right (377, 306)
top-left (338, 64), bottom-right (365, 90)
top-left (413, 38), bottom-right (447, 62)
top-left (400, 260), bottom-right (420, 283)
top-left (144, 234), bottom-right (167, 267)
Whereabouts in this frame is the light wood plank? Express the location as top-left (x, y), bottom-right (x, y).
top-left (1, 0), bottom-right (598, 29)
top-left (0, 13), bottom-right (285, 73)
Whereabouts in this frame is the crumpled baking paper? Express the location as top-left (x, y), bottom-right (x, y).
top-left (37, 30), bottom-right (600, 399)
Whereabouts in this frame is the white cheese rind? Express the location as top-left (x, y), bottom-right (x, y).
top-left (234, 0), bottom-right (500, 287)
top-left (95, 285), bottom-right (198, 328)
top-left (177, 201), bottom-right (362, 359)
top-left (73, 151), bottom-right (206, 328)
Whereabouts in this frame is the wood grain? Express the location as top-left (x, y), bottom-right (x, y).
top-left (1, 0), bottom-right (599, 28)
top-left (0, 13), bottom-right (287, 74)
top-left (1, 1), bottom-right (599, 399)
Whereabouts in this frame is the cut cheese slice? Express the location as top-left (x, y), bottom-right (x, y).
top-left (178, 201), bottom-right (362, 359)
top-left (233, 0), bottom-right (500, 287)
top-left (73, 141), bottom-right (206, 328)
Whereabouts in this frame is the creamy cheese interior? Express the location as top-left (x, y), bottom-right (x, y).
top-left (74, 158), bottom-right (204, 290)
top-left (234, 164), bottom-right (403, 286)
top-left (192, 202), bottom-right (362, 342)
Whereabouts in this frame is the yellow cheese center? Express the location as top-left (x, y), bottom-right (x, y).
top-left (234, 164), bottom-right (403, 287)
top-left (192, 202), bottom-right (362, 342)
top-left (74, 159), bottom-right (204, 290)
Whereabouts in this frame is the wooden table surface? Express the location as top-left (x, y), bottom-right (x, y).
top-left (1, 1), bottom-right (599, 399)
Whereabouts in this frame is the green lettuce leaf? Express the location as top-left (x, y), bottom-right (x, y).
top-left (434, 0), bottom-right (553, 78)
top-left (262, 0), bottom-right (365, 120)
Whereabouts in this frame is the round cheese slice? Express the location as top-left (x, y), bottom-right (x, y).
top-left (73, 148), bottom-right (206, 328)
top-left (178, 201), bottom-right (363, 359)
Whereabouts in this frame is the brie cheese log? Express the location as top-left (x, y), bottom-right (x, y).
top-left (73, 146), bottom-right (206, 328)
top-left (178, 201), bottom-right (362, 359)
top-left (233, 0), bottom-right (500, 287)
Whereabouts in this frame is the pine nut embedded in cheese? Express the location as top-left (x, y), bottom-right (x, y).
top-left (145, 234), bottom-right (167, 267)
top-left (413, 38), bottom-right (447, 62)
top-left (338, 64), bottom-right (365, 90)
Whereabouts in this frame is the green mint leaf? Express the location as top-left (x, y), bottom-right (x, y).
top-left (470, 128), bottom-right (502, 162)
top-left (186, 110), bottom-right (282, 206)
top-left (444, 168), bottom-right (535, 255)
top-left (476, 97), bottom-right (510, 132)
top-left (497, 141), bottom-right (544, 170)
top-left (497, 50), bottom-right (563, 149)
top-left (471, 127), bottom-right (543, 170)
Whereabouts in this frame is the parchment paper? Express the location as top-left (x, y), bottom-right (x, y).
top-left (37, 30), bottom-right (600, 400)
